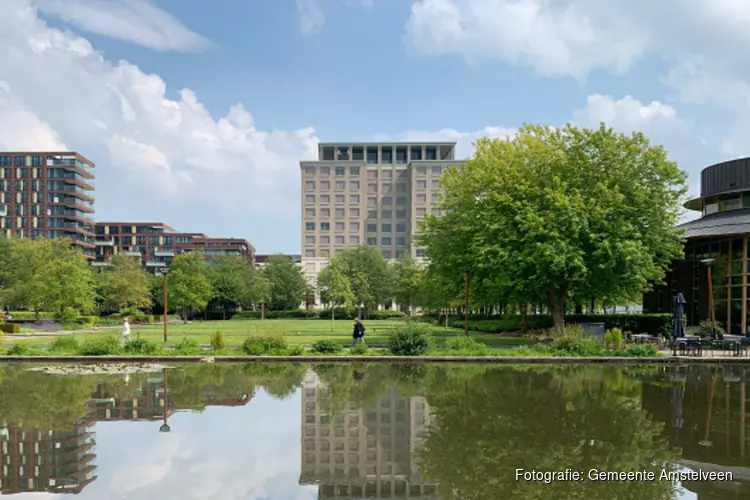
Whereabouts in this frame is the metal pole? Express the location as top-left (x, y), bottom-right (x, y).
top-left (163, 274), bottom-right (168, 344)
top-left (707, 266), bottom-right (716, 331)
top-left (464, 270), bottom-right (469, 336)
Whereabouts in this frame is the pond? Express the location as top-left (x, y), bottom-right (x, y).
top-left (0, 362), bottom-right (747, 499)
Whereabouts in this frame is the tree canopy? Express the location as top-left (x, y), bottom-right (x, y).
top-left (262, 254), bottom-right (307, 310)
top-left (96, 254), bottom-right (152, 312)
top-left (167, 251), bottom-right (214, 320)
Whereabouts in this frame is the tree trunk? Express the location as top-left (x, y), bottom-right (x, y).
top-left (444, 309), bottom-right (449, 328)
top-left (589, 298), bottom-right (595, 314)
top-left (260, 302), bottom-right (265, 320)
top-left (548, 287), bottom-right (566, 333)
top-left (574, 302), bottom-right (583, 314)
top-left (520, 302), bottom-right (528, 334)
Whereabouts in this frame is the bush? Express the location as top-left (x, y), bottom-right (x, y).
top-left (388, 325), bottom-right (431, 356)
top-left (210, 331), bottom-right (226, 351)
top-left (550, 328), bottom-right (604, 356)
top-left (242, 335), bottom-right (289, 355)
top-left (442, 336), bottom-right (489, 356)
top-left (49, 336), bottom-right (80, 352)
top-left (79, 335), bottom-right (121, 356)
top-left (616, 344), bottom-right (659, 357)
top-left (604, 328), bottom-right (624, 350)
top-left (174, 338), bottom-right (203, 355)
top-left (233, 309), bottom-right (317, 320)
top-left (367, 310), bottom-right (406, 320)
top-left (312, 340), bottom-right (343, 354)
top-left (7, 343), bottom-right (30, 356)
top-left (54, 307), bottom-right (81, 322)
top-left (0, 323), bottom-right (21, 334)
top-left (77, 316), bottom-right (98, 326)
top-left (5, 311), bottom-right (54, 320)
top-left (60, 323), bottom-right (87, 331)
top-left (124, 338), bottom-right (160, 355)
top-left (285, 345), bottom-right (306, 356)
top-left (695, 320), bottom-right (725, 339)
top-left (350, 344), bottom-right (369, 355)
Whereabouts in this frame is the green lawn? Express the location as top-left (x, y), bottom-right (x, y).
top-left (3, 318), bottom-right (538, 347)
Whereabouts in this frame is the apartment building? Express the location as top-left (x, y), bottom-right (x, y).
top-left (254, 253), bottom-right (302, 269)
top-left (92, 222), bottom-right (255, 272)
top-left (299, 142), bottom-right (463, 298)
top-left (0, 152), bottom-right (95, 255)
top-left (299, 370), bottom-right (438, 499)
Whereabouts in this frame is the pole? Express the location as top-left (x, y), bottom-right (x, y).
top-left (163, 273), bottom-right (168, 344)
top-left (159, 368), bottom-right (170, 433)
top-left (707, 265), bottom-right (716, 331)
top-left (464, 270), bottom-right (469, 336)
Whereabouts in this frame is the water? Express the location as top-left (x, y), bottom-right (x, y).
top-left (0, 363), bottom-right (747, 499)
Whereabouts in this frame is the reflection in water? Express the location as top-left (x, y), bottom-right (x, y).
top-left (0, 363), bottom-right (748, 498)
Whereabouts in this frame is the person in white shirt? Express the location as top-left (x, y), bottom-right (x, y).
top-left (121, 318), bottom-right (131, 347)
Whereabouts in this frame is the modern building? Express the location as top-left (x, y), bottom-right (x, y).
top-left (0, 151), bottom-right (95, 256)
top-left (299, 370), bottom-right (438, 499)
top-left (300, 142), bottom-right (463, 301)
top-left (92, 222), bottom-right (255, 272)
top-left (644, 157), bottom-right (750, 335)
top-left (254, 254), bottom-right (302, 269)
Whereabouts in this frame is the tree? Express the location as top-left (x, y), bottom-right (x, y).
top-left (261, 254), bottom-right (307, 310)
top-left (167, 251), bottom-right (213, 321)
top-left (45, 239), bottom-right (96, 319)
top-left (207, 256), bottom-right (253, 319)
top-left (246, 270), bottom-right (271, 318)
top-left (419, 124), bottom-right (687, 331)
top-left (392, 254), bottom-right (424, 317)
top-left (318, 258), bottom-right (355, 328)
top-left (332, 246), bottom-right (394, 314)
top-left (96, 254), bottom-right (152, 312)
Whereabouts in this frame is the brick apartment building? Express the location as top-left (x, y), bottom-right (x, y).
top-left (92, 222), bottom-right (255, 272)
top-left (0, 152), bottom-right (95, 256)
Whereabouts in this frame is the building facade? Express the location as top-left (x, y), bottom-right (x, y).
top-left (300, 142), bottom-right (463, 301)
top-left (644, 157), bottom-right (750, 335)
top-left (0, 152), bottom-right (95, 255)
top-left (93, 222), bottom-right (255, 272)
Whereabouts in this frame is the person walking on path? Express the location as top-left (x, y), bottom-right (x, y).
top-left (121, 318), bottom-right (131, 347)
top-left (352, 318), bottom-right (366, 346)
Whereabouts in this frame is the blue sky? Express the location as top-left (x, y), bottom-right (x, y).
top-left (1, 0), bottom-right (748, 253)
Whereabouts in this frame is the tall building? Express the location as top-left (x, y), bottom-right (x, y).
top-left (92, 222), bottom-right (255, 272)
top-left (299, 142), bottom-right (464, 300)
top-left (0, 152), bottom-right (95, 255)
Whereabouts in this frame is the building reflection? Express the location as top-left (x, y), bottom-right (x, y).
top-left (643, 366), bottom-right (750, 498)
top-left (300, 370), bottom-right (438, 499)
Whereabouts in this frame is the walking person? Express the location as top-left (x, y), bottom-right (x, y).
top-left (121, 318), bottom-right (131, 348)
top-left (352, 317), bottom-right (366, 346)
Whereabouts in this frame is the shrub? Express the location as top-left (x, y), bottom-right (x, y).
top-left (233, 309), bottom-right (317, 320)
top-left (124, 338), bottom-right (160, 355)
top-left (442, 336), bottom-right (489, 356)
top-left (174, 338), bottom-right (203, 355)
top-left (0, 323), bottom-right (21, 334)
top-left (350, 344), bottom-right (369, 355)
top-left (79, 335), bottom-right (121, 356)
top-left (695, 320), bottom-right (725, 339)
top-left (550, 337), bottom-right (604, 356)
top-left (285, 345), bottom-right (306, 356)
top-left (312, 340), bottom-right (343, 354)
top-left (4, 311), bottom-right (55, 320)
top-left (7, 343), bottom-right (30, 356)
top-left (242, 335), bottom-right (289, 355)
top-left (210, 331), bottom-right (227, 351)
top-left (604, 328), bottom-right (624, 350)
top-left (77, 316), bottom-right (98, 326)
top-left (49, 336), bottom-right (80, 353)
top-left (367, 310), bottom-right (406, 320)
top-left (388, 324), bottom-right (431, 356)
top-left (617, 344), bottom-right (659, 357)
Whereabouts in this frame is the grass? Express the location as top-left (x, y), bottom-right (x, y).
top-left (1, 319), bottom-right (540, 348)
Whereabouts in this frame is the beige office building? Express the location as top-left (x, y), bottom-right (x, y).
top-left (299, 370), bottom-right (438, 499)
top-left (299, 142), bottom-right (464, 300)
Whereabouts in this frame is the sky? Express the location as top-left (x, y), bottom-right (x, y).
top-left (1, 0), bottom-right (748, 253)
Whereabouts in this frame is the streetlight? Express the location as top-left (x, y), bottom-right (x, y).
top-left (464, 264), bottom-right (472, 337)
top-left (161, 268), bottom-right (171, 344)
top-left (159, 368), bottom-right (171, 433)
top-left (701, 258), bottom-right (716, 337)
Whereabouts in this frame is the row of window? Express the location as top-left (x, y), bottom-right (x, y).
top-left (0, 155), bottom-right (45, 167)
top-left (319, 145), bottom-right (444, 162)
top-left (305, 208), bottom-right (421, 219)
top-left (304, 166), bottom-right (359, 176)
top-left (304, 165), bottom-right (447, 177)
top-left (305, 221), bottom-right (411, 233)
top-left (703, 192), bottom-right (750, 215)
top-left (304, 180), bottom-right (360, 191)
top-left (305, 194), bottom-right (413, 206)
top-left (304, 247), bottom-right (425, 259)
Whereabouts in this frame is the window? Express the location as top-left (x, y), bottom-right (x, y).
top-left (0, 156), bottom-right (9, 166)
top-left (432, 193), bottom-right (440, 202)
top-left (305, 181), bottom-right (315, 191)
top-left (431, 179), bottom-right (440, 189)
top-left (321, 235), bottom-right (330, 244)
top-left (367, 224), bottom-right (377, 233)
top-left (305, 222), bottom-right (315, 231)
top-left (367, 237), bottom-right (377, 245)
top-left (321, 208), bottom-right (330, 217)
top-left (335, 208), bottom-right (345, 218)
top-left (720, 196), bottom-right (741, 211)
top-left (417, 166), bottom-right (427, 175)
top-left (14, 156), bottom-right (25, 166)
top-left (416, 248), bottom-right (426, 258)
top-left (382, 210), bottom-right (392, 219)
top-left (410, 146), bottom-right (423, 160)
top-left (350, 195), bottom-right (360, 204)
top-left (31, 155), bottom-right (44, 166)
top-left (350, 208), bottom-right (360, 218)
top-left (335, 194), bottom-right (345, 204)
top-left (321, 222), bottom-right (330, 231)
top-left (382, 170), bottom-right (392, 179)
top-left (381, 147), bottom-right (392, 164)
top-left (432, 166), bottom-right (442, 174)
top-left (368, 183), bottom-right (378, 193)
top-left (350, 181), bottom-right (360, 190)
top-left (335, 181), bottom-right (345, 190)
top-left (382, 223), bottom-right (392, 232)
top-left (335, 222), bottom-right (345, 232)
top-left (396, 197), bottom-right (407, 205)
top-left (305, 236), bottom-right (316, 244)
top-left (305, 195), bottom-right (315, 204)
top-left (320, 195), bottom-right (330, 203)
top-left (337, 148), bottom-right (350, 161)
top-left (382, 196), bottom-right (392, 205)
top-left (368, 197), bottom-right (377, 206)
top-left (352, 147), bottom-right (364, 161)
top-left (320, 180), bottom-right (330, 190)
top-left (349, 235), bottom-right (360, 244)
top-left (416, 208), bottom-right (426, 217)
top-left (426, 147), bottom-right (437, 160)
top-left (367, 169), bottom-right (378, 179)
top-left (416, 194), bottom-right (426, 204)
top-left (305, 208), bottom-right (315, 217)
top-left (397, 236), bottom-right (406, 246)
top-left (432, 208), bottom-right (441, 215)
top-left (382, 237), bottom-right (392, 246)
top-left (396, 222), bottom-right (406, 232)
top-left (350, 222), bottom-right (360, 231)
top-left (335, 235), bottom-right (345, 244)
top-left (320, 249), bottom-right (330, 257)
top-left (305, 166), bottom-right (315, 174)
top-left (366, 147), bottom-right (378, 163)
top-left (382, 249), bottom-right (392, 259)
top-left (367, 210), bottom-right (377, 219)
top-left (335, 166), bottom-right (346, 176)
top-left (382, 183), bottom-right (392, 193)
top-left (396, 210), bottom-right (406, 219)
top-left (350, 167), bottom-right (360, 176)
top-left (305, 249), bottom-right (316, 257)
top-left (320, 166), bottom-right (330, 175)
top-left (416, 180), bottom-right (427, 189)
top-left (396, 183), bottom-right (407, 193)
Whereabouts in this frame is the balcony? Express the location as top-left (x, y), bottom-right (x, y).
top-left (145, 261), bottom-right (167, 267)
top-left (50, 196), bottom-right (94, 213)
top-left (91, 261), bottom-right (111, 267)
top-left (51, 223), bottom-right (95, 238)
top-left (48, 212), bottom-right (95, 225)
top-left (48, 186), bottom-right (95, 203)
top-left (47, 157), bottom-right (95, 179)
top-left (95, 239), bottom-right (114, 246)
top-left (48, 174), bottom-right (95, 191)
top-left (125, 251), bottom-right (142, 257)
top-left (154, 250), bottom-right (175, 257)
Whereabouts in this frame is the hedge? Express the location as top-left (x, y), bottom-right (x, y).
top-left (3, 311), bottom-right (55, 320)
top-left (232, 309), bottom-right (406, 320)
top-left (0, 323), bottom-right (21, 334)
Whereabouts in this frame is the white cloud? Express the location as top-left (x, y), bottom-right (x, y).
top-left (375, 126), bottom-right (516, 158)
top-left (296, 0), bottom-right (377, 36)
top-left (0, 0), bottom-right (318, 220)
top-left (572, 94), bottom-right (679, 132)
top-left (33, 0), bottom-right (213, 52)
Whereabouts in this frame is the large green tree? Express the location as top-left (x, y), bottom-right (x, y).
top-left (206, 256), bottom-right (253, 318)
top-left (261, 254), bottom-right (307, 310)
top-left (392, 254), bottom-right (424, 317)
top-left (96, 254), bottom-right (152, 312)
top-left (317, 258), bottom-right (355, 326)
top-left (167, 251), bottom-right (213, 321)
top-left (419, 124), bottom-right (687, 330)
top-left (329, 246), bottom-right (394, 314)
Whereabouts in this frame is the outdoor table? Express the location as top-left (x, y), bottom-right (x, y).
top-left (672, 335), bottom-right (701, 356)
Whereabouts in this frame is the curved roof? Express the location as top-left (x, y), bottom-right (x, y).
top-left (700, 157), bottom-right (750, 198)
top-left (678, 209), bottom-right (750, 238)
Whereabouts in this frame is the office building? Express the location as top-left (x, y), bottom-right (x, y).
top-left (644, 157), bottom-right (750, 334)
top-left (0, 151), bottom-right (95, 255)
top-left (300, 370), bottom-right (438, 499)
top-left (254, 254), bottom-right (302, 269)
top-left (93, 222), bottom-right (255, 272)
